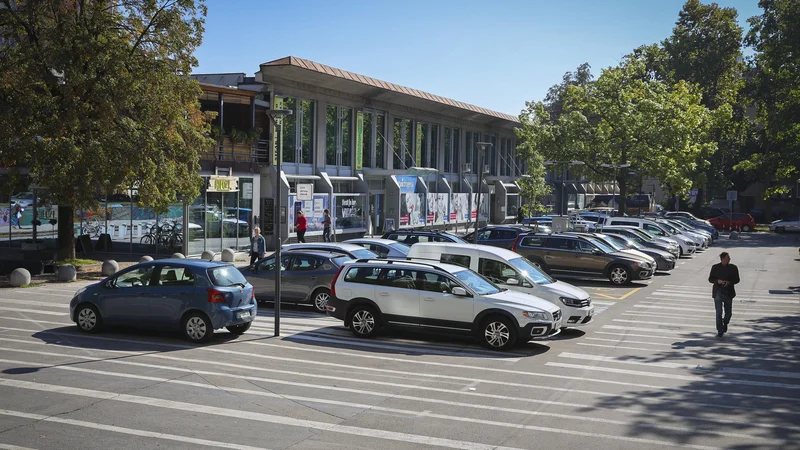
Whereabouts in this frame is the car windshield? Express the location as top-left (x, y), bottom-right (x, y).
top-left (389, 242), bottom-right (411, 254)
top-left (597, 236), bottom-right (625, 251)
top-left (453, 270), bottom-right (500, 295)
top-left (352, 249), bottom-right (379, 259)
top-left (508, 257), bottom-right (555, 285)
top-left (207, 265), bottom-right (248, 287)
top-left (613, 235), bottom-right (644, 249)
top-left (447, 234), bottom-right (468, 244)
top-left (332, 256), bottom-right (353, 266)
top-left (658, 222), bottom-right (681, 234)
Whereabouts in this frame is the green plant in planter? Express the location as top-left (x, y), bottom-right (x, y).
top-left (246, 127), bottom-right (263, 144)
top-left (230, 127), bottom-right (248, 144)
top-left (209, 124), bottom-right (224, 139)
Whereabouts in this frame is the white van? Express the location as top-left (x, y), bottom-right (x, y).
top-left (407, 242), bottom-right (594, 327)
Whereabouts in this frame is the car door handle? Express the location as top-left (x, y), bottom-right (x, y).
top-left (378, 292), bottom-right (390, 297)
top-left (309, 276), bottom-right (318, 280)
top-left (423, 297), bottom-right (435, 302)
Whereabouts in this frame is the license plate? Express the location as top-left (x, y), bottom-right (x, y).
top-left (237, 311), bottom-right (250, 319)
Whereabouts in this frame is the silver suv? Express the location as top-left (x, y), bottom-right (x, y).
top-left (326, 259), bottom-right (562, 350)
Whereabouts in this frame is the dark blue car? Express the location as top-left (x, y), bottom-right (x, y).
top-left (69, 259), bottom-right (256, 343)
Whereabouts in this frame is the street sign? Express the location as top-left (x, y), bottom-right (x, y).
top-left (297, 183), bottom-right (313, 201)
top-left (552, 217), bottom-right (569, 233)
top-left (726, 190), bottom-right (738, 202)
top-left (207, 175), bottom-right (239, 193)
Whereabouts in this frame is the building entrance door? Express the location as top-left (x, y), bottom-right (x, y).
top-left (370, 193), bottom-right (383, 235)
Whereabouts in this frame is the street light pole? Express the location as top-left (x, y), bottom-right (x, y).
top-left (543, 160), bottom-right (585, 217)
top-left (600, 163), bottom-right (630, 212)
top-left (266, 109), bottom-right (293, 337)
top-left (473, 142), bottom-right (492, 243)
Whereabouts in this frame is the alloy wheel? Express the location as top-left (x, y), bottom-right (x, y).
top-left (610, 267), bottom-right (628, 285)
top-left (186, 317), bottom-right (207, 341)
top-left (352, 310), bottom-right (375, 335)
top-left (484, 321), bottom-right (510, 348)
top-left (77, 308), bottom-right (97, 331)
top-left (314, 292), bottom-right (330, 312)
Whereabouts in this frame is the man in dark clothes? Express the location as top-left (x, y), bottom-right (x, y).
top-left (708, 252), bottom-right (740, 338)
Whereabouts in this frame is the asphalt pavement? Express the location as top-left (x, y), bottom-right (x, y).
top-left (0, 232), bottom-right (798, 450)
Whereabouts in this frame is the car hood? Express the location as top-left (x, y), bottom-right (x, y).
top-left (544, 280), bottom-right (590, 301)
top-left (609, 251), bottom-right (653, 265)
top-left (620, 249), bottom-right (657, 264)
top-left (640, 248), bottom-right (674, 259)
top-left (485, 290), bottom-right (560, 314)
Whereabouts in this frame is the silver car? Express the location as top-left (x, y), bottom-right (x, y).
top-left (343, 238), bottom-right (410, 259)
top-left (242, 251), bottom-right (353, 312)
top-left (282, 242), bottom-right (378, 260)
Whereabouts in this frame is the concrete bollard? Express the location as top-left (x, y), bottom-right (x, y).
top-left (729, 231), bottom-right (740, 240)
top-left (101, 260), bottom-right (119, 276)
top-left (139, 256), bottom-right (154, 263)
top-left (201, 251), bottom-right (215, 261)
top-left (9, 268), bottom-right (32, 287)
top-left (171, 253), bottom-right (185, 259)
top-left (221, 248), bottom-right (236, 262)
top-left (57, 265), bottom-right (77, 282)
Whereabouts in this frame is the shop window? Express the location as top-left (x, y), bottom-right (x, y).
top-left (393, 117), bottom-right (414, 170)
top-left (444, 128), bottom-right (461, 173)
top-left (326, 105), bottom-right (353, 167)
top-left (275, 96), bottom-right (314, 165)
top-left (300, 100), bottom-right (314, 164)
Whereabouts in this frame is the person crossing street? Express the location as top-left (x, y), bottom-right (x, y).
top-left (708, 252), bottom-right (740, 338)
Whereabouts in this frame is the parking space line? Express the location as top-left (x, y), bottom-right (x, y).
top-left (601, 325), bottom-right (800, 342)
top-left (0, 443), bottom-right (38, 450)
top-left (0, 409), bottom-right (265, 450)
top-left (616, 288), bottom-right (641, 300)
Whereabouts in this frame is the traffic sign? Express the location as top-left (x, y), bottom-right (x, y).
top-left (726, 190), bottom-right (738, 202)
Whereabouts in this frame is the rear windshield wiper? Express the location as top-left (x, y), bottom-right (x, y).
top-left (229, 282), bottom-right (246, 288)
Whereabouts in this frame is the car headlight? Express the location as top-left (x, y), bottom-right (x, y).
top-left (560, 297), bottom-right (587, 308)
top-left (74, 287), bottom-right (87, 298)
top-left (522, 311), bottom-right (551, 321)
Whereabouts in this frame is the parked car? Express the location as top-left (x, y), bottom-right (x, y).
top-left (655, 219), bottom-right (710, 249)
top-left (662, 218), bottom-right (714, 243)
top-left (667, 216), bottom-right (719, 240)
top-left (513, 233), bottom-right (654, 285)
top-left (242, 251), bottom-right (353, 312)
top-left (600, 216), bottom-right (695, 257)
top-left (283, 242), bottom-right (379, 260)
top-left (406, 242), bottom-right (594, 327)
top-left (327, 259), bottom-right (563, 350)
top-left (595, 225), bottom-right (680, 258)
top-left (461, 226), bottom-right (532, 250)
top-left (566, 232), bottom-right (658, 268)
top-left (708, 213), bottom-right (756, 232)
top-left (344, 238), bottom-right (410, 259)
top-left (599, 233), bottom-right (675, 271)
top-left (69, 260), bottom-right (256, 343)
top-left (695, 206), bottom-right (730, 220)
top-left (10, 192), bottom-right (38, 208)
top-left (769, 218), bottom-right (800, 233)
top-left (665, 211), bottom-right (712, 227)
top-left (381, 229), bottom-right (467, 245)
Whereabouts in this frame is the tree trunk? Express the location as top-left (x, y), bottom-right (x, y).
top-left (618, 179), bottom-right (628, 216)
top-left (57, 205), bottom-right (75, 261)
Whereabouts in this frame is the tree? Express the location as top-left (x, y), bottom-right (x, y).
top-left (737, 0), bottom-right (800, 205)
top-left (0, 0), bottom-right (213, 259)
top-left (543, 62), bottom-right (594, 121)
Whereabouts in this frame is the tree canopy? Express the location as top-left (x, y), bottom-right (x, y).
top-left (0, 0), bottom-right (213, 258)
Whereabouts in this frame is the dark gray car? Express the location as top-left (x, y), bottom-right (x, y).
top-left (241, 251), bottom-right (353, 312)
top-left (603, 234), bottom-right (676, 271)
top-left (343, 238), bottom-right (410, 259)
top-left (598, 226), bottom-right (680, 258)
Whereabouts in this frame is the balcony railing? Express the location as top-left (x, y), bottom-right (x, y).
top-left (199, 137), bottom-right (270, 163)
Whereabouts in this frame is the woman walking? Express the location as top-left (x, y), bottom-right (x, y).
top-left (322, 209), bottom-right (332, 242)
top-left (296, 210), bottom-right (307, 243)
top-left (250, 227), bottom-right (266, 270)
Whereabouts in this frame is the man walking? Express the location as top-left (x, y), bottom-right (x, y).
top-left (249, 227), bottom-right (266, 270)
top-left (708, 252), bottom-right (740, 338)
top-left (322, 209), bottom-right (332, 242)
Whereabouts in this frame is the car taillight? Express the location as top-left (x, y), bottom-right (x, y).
top-left (208, 288), bottom-right (226, 304)
top-left (331, 265), bottom-right (346, 297)
top-left (512, 236), bottom-right (522, 252)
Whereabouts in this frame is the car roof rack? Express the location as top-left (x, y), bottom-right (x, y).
top-left (353, 258), bottom-right (445, 271)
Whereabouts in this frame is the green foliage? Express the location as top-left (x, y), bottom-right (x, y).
top-left (247, 127), bottom-right (264, 144)
top-left (0, 0), bottom-right (213, 258)
top-left (230, 127), bottom-right (248, 144)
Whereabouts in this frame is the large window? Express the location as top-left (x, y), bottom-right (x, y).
top-left (414, 122), bottom-right (439, 169)
top-left (326, 105), bottom-right (353, 167)
top-left (362, 112), bottom-right (373, 168)
top-left (393, 118), bottom-right (414, 169)
top-left (275, 96), bottom-right (314, 165)
top-left (488, 134), bottom-right (498, 176)
top-left (445, 128), bottom-right (460, 173)
top-left (376, 114), bottom-right (385, 168)
top-left (360, 110), bottom-right (386, 169)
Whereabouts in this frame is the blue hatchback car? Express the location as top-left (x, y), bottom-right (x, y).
top-left (69, 259), bottom-right (256, 343)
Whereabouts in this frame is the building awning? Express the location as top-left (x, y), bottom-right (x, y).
top-left (328, 176), bottom-right (360, 181)
top-left (285, 174), bottom-right (321, 180)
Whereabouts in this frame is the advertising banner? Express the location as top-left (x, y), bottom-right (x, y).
top-left (449, 193), bottom-right (471, 222)
top-left (400, 193), bottom-right (424, 227)
top-left (471, 193), bottom-right (489, 220)
top-left (288, 194), bottom-right (329, 232)
top-left (334, 194), bottom-right (367, 231)
top-left (396, 175), bottom-right (418, 193)
top-left (426, 193), bottom-right (450, 225)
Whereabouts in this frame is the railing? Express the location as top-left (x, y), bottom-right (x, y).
top-left (199, 137), bottom-right (270, 163)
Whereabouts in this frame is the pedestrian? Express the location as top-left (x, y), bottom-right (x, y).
top-left (250, 227), bottom-right (266, 270)
top-left (322, 208), bottom-right (332, 242)
top-left (708, 251), bottom-right (740, 338)
top-left (11, 204), bottom-right (22, 229)
top-left (517, 206), bottom-right (524, 224)
top-left (296, 210), bottom-right (307, 243)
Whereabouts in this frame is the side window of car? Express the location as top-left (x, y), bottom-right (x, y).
top-left (644, 224), bottom-right (663, 235)
top-left (494, 230), bottom-right (517, 240)
top-left (544, 237), bottom-right (571, 250)
top-left (478, 258), bottom-right (519, 285)
top-left (440, 253), bottom-right (471, 268)
top-left (574, 240), bottom-right (597, 253)
top-left (259, 255), bottom-right (291, 271)
top-left (380, 269), bottom-right (419, 290)
top-left (155, 265), bottom-right (195, 286)
top-left (344, 267), bottom-right (381, 284)
top-left (291, 255), bottom-right (322, 271)
top-left (520, 236), bottom-right (544, 247)
top-left (115, 265), bottom-right (157, 288)
top-left (370, 245), bottom-right (390, 258)
top-left (418, 271), bottom-right (458, 293)
top-left (386, 234), bottom-right (399, 241)
top-left (477, 230), bottom-right (492, 241)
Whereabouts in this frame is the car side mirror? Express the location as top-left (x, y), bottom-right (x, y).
top-left (592, 249), bottom-right (603, 255)
top-left (104, 279), bottom-right (114, 289)
top-left (452, 287), bottom-right (470, 297)
top-left (506, 278), bottom-right (520, 286)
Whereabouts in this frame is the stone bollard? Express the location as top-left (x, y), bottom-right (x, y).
top-left (170, 253), bottom-right (185, 259)
top-left (57, 264), bottom-right (77, 282)
top-left (9, 268), bottom-right (31, 287)
top-left (729, 231), bottom-right (740, 240)
top-left (201, 251), bottom-right (215, 261)
top-left (221, 248), bottom-right (236, 262)
top-left (101, 260), bottom-right (119, 276)
top-left (139, 256), bottom-right (153, 263)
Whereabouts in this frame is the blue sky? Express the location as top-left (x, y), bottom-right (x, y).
top-left (194, 0), bottom-right (761, 116)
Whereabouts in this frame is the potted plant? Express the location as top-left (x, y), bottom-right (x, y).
top-left (247, 127), bottom-right (263, 145)
top-left (230, 127), bottom-right (248, 144)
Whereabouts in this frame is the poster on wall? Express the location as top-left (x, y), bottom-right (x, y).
top-left (400, 193), bottom-right (424, 226)
top-left (334, 195), bottom-right (366, 231)
top-left (288, 194), bottom-right (329, 233)
top-left (471, 193), bottom-right (489, 220)
top-left (426, 193), bottom-right (449, 225)
top-left (449, 193), bottom-right (471, 222)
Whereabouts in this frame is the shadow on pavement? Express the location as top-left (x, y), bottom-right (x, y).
top-left (587, 314), bottom-right (800, 446)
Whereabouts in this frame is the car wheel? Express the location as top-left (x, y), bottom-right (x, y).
top-left (76, 304), bottom-right (102, 333)
top-left (348, 305), bottom-right (380, 338)
top-left (480, 315), bottom-right (517, 350)
top-left (182, 312), bottom-right (213, 343)
top-left (226, 322), bottom-right (252, 335)
top-left (609, 265), bottom-right (631, 285)
top-left (311, 288), bottom-right (331, 313)
top-left (741, 225), bottom-right (751, 232)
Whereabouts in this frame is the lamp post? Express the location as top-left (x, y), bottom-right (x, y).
top-left (543, 161), bottom-right (585, 216)
top-left (600, 163), bottom-right (630, 211)
top-left (472, 142), bottom-right (492, 243)
top-left (265, 108), bottom-right (293, 337)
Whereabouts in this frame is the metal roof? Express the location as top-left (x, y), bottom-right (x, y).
top-left (261, 57), bottom-right (520, 124)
